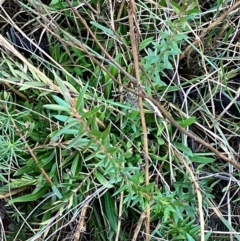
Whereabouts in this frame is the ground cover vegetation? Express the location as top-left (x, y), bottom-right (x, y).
top-left (0, 0), bottom-right (240, 240)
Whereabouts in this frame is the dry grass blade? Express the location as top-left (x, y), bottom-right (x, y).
top-left (0, 35), bottom-right (60, 92)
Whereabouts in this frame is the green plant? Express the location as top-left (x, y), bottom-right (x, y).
top-left (0, 0), bottom-right (240, 240)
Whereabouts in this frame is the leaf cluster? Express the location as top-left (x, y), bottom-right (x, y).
top-left (0, 0), bottom-right (239, 240)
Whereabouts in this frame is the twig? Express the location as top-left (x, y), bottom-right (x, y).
top-left (73, 205), bottom-right (88, 241)
top-left (11, 119), bottom-right (54, 186)
top-left (1, 81), bottom-right (29, 100)
top-left (0, 187), bottom-right (28, 199)
top-left (128, 1), bottom-right (150, 240)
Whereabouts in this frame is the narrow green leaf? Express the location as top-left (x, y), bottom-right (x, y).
top-left (81, 107), bottom-right (100, 119)
top-left (52, 95), bottom-right (71, 108)
top-left (103, 192), bottom-right (117, 231)
top-left (8, 186), bottom-right (49, 204)
top-left (94, 171), bottom-right (108, 185)
top-left (169, 1), bottom-right (181, 15)
top-left (66, 133), bottom-right (88, 150)
top-left (84, 148), bottom-right (101, 162)
top-left (51, 185), bottom-right (62, 199)
top-left (174, 142), bottom-right (193, 157)
top-left (53, 115), bottom-right (76, 123)
top-left (50, 121), bottom-right (80, 141)
top-left (76, 83), bottom-right (89, 112)
top-left (53, 72), bottom-right (71, 103)
top-left (139, 37), bottom-right (154, 51)
top-left (19, 82), bottom-right (45, 90)
top-left (186, 233), bottom-right (195, 241)
top-left (157, 138), bottom-right (165, 145)
top-left (62, 80), bottom-right (78, 93)
top-left (91, 21), bottom-right (114, 37)
top-left (204, 231), bottom-right (211, 241)
top-left (179, 117), bottom-right (196, 127)
top-left (43, 104), bottom-right (71, 112)
top-left (71, 153), bottom-right (80, 176)
top-left (190, 154), bottom-right (215, 164)
top-left (60, 151), bottom-right (78, 168)
top-left (0, 174), bottom-right (7, 183)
